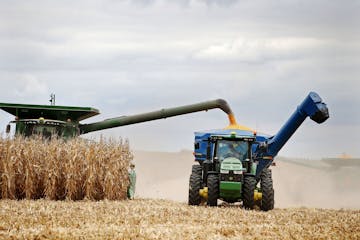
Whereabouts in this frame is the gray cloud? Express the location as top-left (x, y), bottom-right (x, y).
top-left (0, 0), bottom-right (359, 158)
top-left (201, 0), bottom-right (239, 7)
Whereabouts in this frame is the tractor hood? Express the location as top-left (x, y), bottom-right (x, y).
top-left (220, 157), bottom-right (243, 172)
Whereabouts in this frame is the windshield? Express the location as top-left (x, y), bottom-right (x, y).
top-left (32, 125), bottom-right (57, 138)
top-left (21, 123), bottom-right (62, 138)
top-left (14, 120), bottom-right (77, 139)
top-left (216, 140), bottom-right (249, 161)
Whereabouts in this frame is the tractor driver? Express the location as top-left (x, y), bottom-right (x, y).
top-left (219, 141), bottom-right (247, 161)
top-left (226, 142), bottom-right (242, 159)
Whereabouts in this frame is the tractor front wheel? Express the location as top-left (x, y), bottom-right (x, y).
top-left (188, 173), bottom-right (202, 205)
top-left (243, 175), bottom-right (256, 209)
top-left (260, 168), bottom-right (274, 211)
top-left (207, 174), bottom-right (219, 206)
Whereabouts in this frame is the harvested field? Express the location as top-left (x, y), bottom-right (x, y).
top-left (0, 199), bottom-right (359, 239)
top-left (0, 140), bottom-right (358, 239)
top-left (0, 137), bottom-right (132, 200)
top-left (134, 150), bottom-right (360, 209)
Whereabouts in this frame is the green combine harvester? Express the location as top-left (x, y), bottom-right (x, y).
top-left (0, 98), bottom-right (235, 139)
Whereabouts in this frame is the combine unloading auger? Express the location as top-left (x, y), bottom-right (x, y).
top-left (79, 99), bottom-right (235, 134)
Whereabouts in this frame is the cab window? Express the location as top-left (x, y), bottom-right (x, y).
top-left (216, 140), bottom-right (249, 161)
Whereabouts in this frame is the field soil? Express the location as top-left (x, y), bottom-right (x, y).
top-left (0, 199), bottom-right (359, 239)
top-left (1, 150), bottom-right (359, 239)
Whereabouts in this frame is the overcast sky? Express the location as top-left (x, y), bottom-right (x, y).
top-left (0, 0), bottom-right (359, 158)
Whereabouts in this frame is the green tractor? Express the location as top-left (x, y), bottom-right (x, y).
top-left (189, 92), bottom-right (329, 210)
top-left (190, 130), bottom-right (270, 209)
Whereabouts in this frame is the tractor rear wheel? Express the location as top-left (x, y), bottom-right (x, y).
top-left (243, 175), bottom-right (256, 209)
top-left (260, 168), bottom-right (274, 211)
top-left (191, 164), bottom-right (202, 176)
top-left (188, 173), bottom-right (202, 205)
top-left (207, 174), bottom-right (219, 206)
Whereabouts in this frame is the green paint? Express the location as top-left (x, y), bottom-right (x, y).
top-left (0, 102), bottom-right (99, 122)
top-left (1, 99), bottom-right (234, 140)
top-left (220, 181), bottom-right (241, 199)
top-left (220, 157), bottom-right (243, 171)
top-left (79, 99), bottom-right (233, 134)
top-left (219, 158), bottom-right (243, 200)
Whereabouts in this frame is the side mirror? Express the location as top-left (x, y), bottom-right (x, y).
top-left (258, 142), bottom-right (268, 151)
top-left (206, 144), bottom-right (211, 160)
top-left (6, 124), bottom-right (10, 134)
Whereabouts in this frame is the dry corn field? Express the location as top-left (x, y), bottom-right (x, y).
top-left (0, 137), bottom-right (132, 200)
top-left (0, 199), bottom-right (358, 239)
top-left (0, 138), bottom-right (359, 239)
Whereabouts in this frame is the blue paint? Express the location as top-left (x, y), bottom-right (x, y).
top-left (193, 92), bottom-right (329, 178)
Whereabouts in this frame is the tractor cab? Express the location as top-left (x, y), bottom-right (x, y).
top-left (194, 129), bottom-right (256, 166)
top-left (210, 134), bottom-right (256, 175)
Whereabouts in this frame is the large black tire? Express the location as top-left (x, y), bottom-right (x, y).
top-left (207, 174), bottom-right (219, 207)
top-left (191, 164), bottom-right (202, 176)
top-left (243, 175), bottom-right (256, 209)
top-left (260, 168), bottom-right (274, 211)
top-left (188, 173), bottom-right (202, 205)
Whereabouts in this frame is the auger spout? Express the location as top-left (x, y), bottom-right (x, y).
top-left (267, 91), bottom-right (329, 157)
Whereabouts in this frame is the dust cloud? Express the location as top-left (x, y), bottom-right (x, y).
top-left (133, 150), bottom-right (360, 209)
